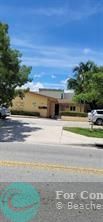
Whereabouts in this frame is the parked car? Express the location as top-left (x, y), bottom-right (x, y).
top-left (88, 109), bottom-right (103, 125)
top-left (0, 106), bottom-right (11, 119)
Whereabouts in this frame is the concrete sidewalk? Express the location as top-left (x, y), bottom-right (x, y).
top-left (61, 130), bottom-right (103, 145)
top-left (24, 125), bottom-right (63, 144)
top-left (22, 124), bottom-right (103, 145)
top-left (0, 117), bottom-right (102, 146)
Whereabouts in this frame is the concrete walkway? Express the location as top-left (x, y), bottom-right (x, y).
top-left (24, 126), bottom-right (103, 145)
top-left (24, 125), bottom-right (63, 144)
top-left (0, 117), bottom-right (102, 145)
top-left (61, 130), bottom-right (103, 145)
top-left (20, 126), bottom-right (102, 146)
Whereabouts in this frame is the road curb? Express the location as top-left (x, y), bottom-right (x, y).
top-left (95, 144), bottom-right (103, 149)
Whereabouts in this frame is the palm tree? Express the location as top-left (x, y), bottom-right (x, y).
top-left (67, 61), bottom-right (97, 94)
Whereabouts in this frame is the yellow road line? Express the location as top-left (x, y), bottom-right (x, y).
top-left (0, 160), bottom-right (103, 175)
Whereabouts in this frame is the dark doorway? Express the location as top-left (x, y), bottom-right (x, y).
top-left (55, 104), bottom-right (59, 116)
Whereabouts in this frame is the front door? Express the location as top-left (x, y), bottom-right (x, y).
top-left (55, 104), bottom-right (59, 116)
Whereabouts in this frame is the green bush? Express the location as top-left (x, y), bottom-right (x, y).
top-left (11, 110), bottom-right (40, 117)
top-left (60, 111), bottom-right (87, 117)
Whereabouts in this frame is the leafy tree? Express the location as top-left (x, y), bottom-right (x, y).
top-left (67, 61), bottom-right (103, 109)
top-left (0, 22), bottom-right (32, 106)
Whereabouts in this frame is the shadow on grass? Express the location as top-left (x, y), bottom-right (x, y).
top-left (0, 118), bottom-right (42, 142)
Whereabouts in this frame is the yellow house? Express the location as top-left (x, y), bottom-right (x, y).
top-left (11, 92), bottom-right (57, 118)
top-left (11, 91), bottom-right (87, 118)
top-left (58, 99), bottom-right (86, 113)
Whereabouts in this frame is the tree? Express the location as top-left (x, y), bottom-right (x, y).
top-left (0, 22), bottom-right (32, 106)
top-left (67, 61), bottom-right (103, 109)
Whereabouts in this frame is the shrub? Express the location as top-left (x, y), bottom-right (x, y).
top-left (11, 110), bottom-right (40, 117)
top-left (60, 111), bottom-right (87, 117)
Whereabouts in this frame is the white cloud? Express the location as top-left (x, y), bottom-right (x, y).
top-left (51, 75), bottom-right (56, 79)
top-left (83, 48), bottom-right (92, 55)
top-left (66, 4), bottom-right (102, 21)
top-left (0, 2), bottom-right (102, 23)
top-left (44, 82), bottom-right (65, 89)
top-left (28, 8), bottom-right (66, 17)
top-left (21, 82), bottom-right (44, 92)
top-left (11, 37), bottom-right (34, 49)
top-left (11, 38), bottom-right (75, 68)
top-left (11, 37), bottom-right (103, 69)
top-left (61, 78), bottom-right (69, 85)
top-left (33, 74), bottom-right (41, 78)
top-left (20, 81), bottom-right (65, 91)
top-left (22, 56), bottom-right (75, 68)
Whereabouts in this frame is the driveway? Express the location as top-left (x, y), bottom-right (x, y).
top-left (0, 116), bottom-right (102, 145)
top-left (0, 117), bottom-right (62, 144)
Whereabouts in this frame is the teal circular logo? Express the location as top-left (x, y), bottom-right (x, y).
top-left (0, 183), bottom-right (40, 222)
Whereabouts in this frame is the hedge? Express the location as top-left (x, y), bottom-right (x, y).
top-left (11, 110), bottom-right (40, 117)
top-left (60, 111), bottom-right (87, 117)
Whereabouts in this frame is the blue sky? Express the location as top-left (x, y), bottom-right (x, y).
top-left (0, 0), bottom-right (103, 91)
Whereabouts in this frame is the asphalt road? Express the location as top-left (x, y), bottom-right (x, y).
top-left (0, 143), bottom-right (103, 182)
top-left (0, 143), bottom-right (103, 221)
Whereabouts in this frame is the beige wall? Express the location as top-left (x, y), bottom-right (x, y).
top-left (59, 102), bottom-right (85, 113)
top-left (11, 92), bottom-right (48, 117)
top-left (47, 100), bottom-right (55, 117)
top-left (11, 92), bottom-right (57, 118)
top-left (76, 104), bottom-right (85, 112)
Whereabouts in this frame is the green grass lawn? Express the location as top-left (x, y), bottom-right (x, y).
top-left (64, 127), bottom-right (103, 138)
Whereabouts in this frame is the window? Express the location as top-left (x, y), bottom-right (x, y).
top-left (60, 104), bottom-right (69, 111)
top-left (97, 111), bottom-right (103, 114)
top-left (70, 106), bottom-right (76, 111)
top-left (61, 93), bottom-right (64, 99)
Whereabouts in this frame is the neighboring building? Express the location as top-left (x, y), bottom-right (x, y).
top-left (39, 88), bottom-right (74, 100)
top-left (11, 92), bottom-right (57, 118)
top-left (63, 90), bottom-right (75, 100)
top-left (39, 88), bottom-right (85, 115)
top-left (58, 99), bottom-right (85, 113)
top-left (39, 88), bottom-right (64, 99)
